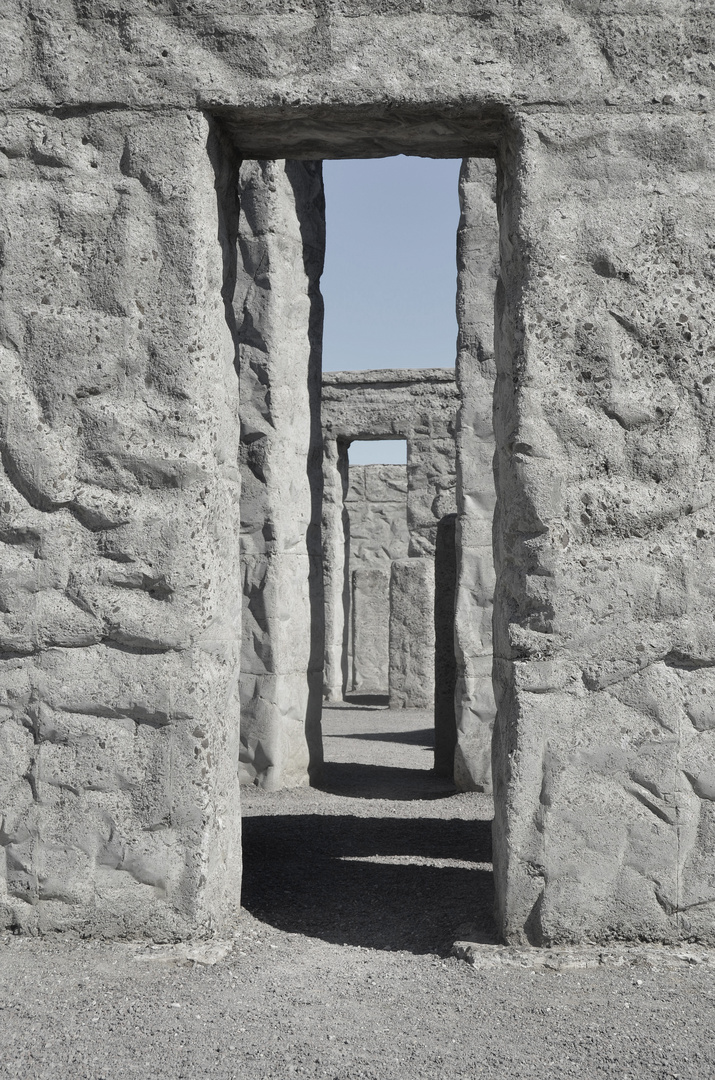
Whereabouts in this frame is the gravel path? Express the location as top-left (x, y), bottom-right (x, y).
top-left (1, 699), bottom-right (714, 1079)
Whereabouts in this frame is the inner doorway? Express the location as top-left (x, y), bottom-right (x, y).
top-left (318, 156), bottom-right (464, 795)
top-left (345, 438), bottom-right (408, 702)
top-left (239, 145), bottom-right (499, 950)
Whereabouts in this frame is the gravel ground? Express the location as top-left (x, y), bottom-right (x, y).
top-left (1, 698), bottom-right (714, 1079)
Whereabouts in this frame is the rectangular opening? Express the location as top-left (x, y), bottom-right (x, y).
top-left (321, 157), bottom-right (460, 372)
top-left (231, 113), bottom-right (502, 950)
top-left (348, 439), bottom-right (407, 466)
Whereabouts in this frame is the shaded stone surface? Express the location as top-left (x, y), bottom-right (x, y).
top-left (2, 0), bottom-right (715, 944)
top-left (389, 559), bottom-right (436, 710)
top-left (434, 513), bottom-right (458, 777)
top-left (345, 464), bottom-right (408, 695)
top-left (351, 567), bottom-right (390, 696)
top-left (0, 113), bottom-right (243, 936)
top-left (237, 159), bottom-right (325, 792)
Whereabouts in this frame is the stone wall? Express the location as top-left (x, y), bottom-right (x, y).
top-left (351, 567), bottom-right (390, 696)
top-left (237, 160), bottom-right (324, 792)
top-left (344, 464), bottom-right (408, 695)
top-left (454, 159), bottom-right (499, 793)
top-left (0, 112), bottom-right (242, 936)
top-left (4, 0), bottom-right (715, 944)
top-left (389, 560), bottom-right (436, 711)
top-left (321, 368), bottom-right (458, 707)
top-left (492, 115), bottom-right (715, 946)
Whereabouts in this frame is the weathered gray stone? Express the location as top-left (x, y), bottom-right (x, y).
top-left (389, 559), bottom-right (435, 711)
top-left (454, 158), bottom-right (499, 794)
top-left (321, 437), bottom-right (350, 704)
top-left (492, 114), bottom-right (715, 947)
top-left (434, 514), bottom-right (458, 777)
top-left (322, 369), bottom-right (458, 557)
top-left (2, 0), bottom-right (715, 946)
top-left (237, 159), bottom-right (324, 791)
top-left (322, 371), bottom-right (457, 713)
top-left (0, 112), bottom-right (242, 937)
top-left (351, 567), bottom-right (390, 696)
top-left (345, 465), bottom-right (408, 696)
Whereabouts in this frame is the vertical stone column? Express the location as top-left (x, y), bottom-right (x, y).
top-left (453, 159), bottom-right (499, 792)
top-left (351, 567), bottom-right (390, 695)
top-left (408, 429), bottom-right (458, 557)
top-left (322, 436), bottom-right (349, 702)
top-left (434, 514), bottom-right (458, 776)
top-left (0, 112), bottom-right (242, 937)
top-left (389, 559), bottom-right (435, 709)
top-left (237, 160), bottom-right (325, 791)
top-left (493, 115), bottom-right (715, 945)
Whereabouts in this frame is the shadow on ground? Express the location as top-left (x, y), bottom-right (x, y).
top-left (325, 727), bottom-right (435, 748)
top-left (340, 694), bottom-right (390, 708)
top-left (241, 814), bottom-right (495, 954)
top-left (315, 760), bottom-right (453, 800)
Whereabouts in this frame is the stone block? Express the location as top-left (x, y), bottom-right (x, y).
top-left (389, 559), bottom-right (435, 710)
top-left (492, 114), bottom-right (715, 946)
top-left (237, 159), bottom-right (324, 790)
top-left (453, 157), bottom-right (498, 794)
top-left (0, 111), bottom-right (242, 937)
top-left (351, 567), bottom-right (390, 695)
top-left (434, 514), bottom-right (458, 777)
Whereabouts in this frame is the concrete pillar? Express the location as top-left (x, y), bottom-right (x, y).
top-left (493, 116), bottom-right (715, 945)
top-left (388, 559), bottom-right (435, 709)
top-left (454, 158), bottom-right (499, 793)
top-left (434, 514), bottom-right (458, 776)
top-left (351, 567), bottom-right (390, 695)
top-left (0, 113), bottom-right (242, 936)
top-left (322, 436), bottom-right (350, 702)
top-left (237, 160), bottom-right (325, 791)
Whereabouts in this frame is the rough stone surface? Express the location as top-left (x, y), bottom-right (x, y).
top-left (3, 0), bottom-right (715, 944)
top-left (389, 559), bottom-right (436, 711)
top-left (454, 158), bottom-right (499, 794)
top-left (492, 114), bottom-right (715, 947)
top-left (237, 159), bottom-right (324, 792)
top-left (320, 437), bottom-right (350, 703)
top-left (344, 464), bottom-right (408, 695)
top-left (434, 513), bottom-right (458, 777)
top-left (322, 369), bottom-right (458, 557)
top-left (351, 567), bottom-right (390, 696)
top-left (322, 371), bottom-right (457, 708)
top-left (0, 112), bottom-right (243, 936)
top-left (345, 465), bottom-right (409, 569)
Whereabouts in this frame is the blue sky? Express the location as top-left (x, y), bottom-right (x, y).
top-left (321, 155), bottom-right (461, 465)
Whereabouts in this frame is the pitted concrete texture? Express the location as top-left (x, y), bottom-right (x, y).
top-left (322, 369), bottom-right (458, 557)
top-left (492, 115), bottom-right (715, 946)
top-left (237, 159), bottom-right (324, 792)
top-left (322, 371), bottom-right (457, 713)
top-left (2, 0), bottom-right (715, 944)
top-left (389, 559), bottom-right (436, 711)
top-left (0, 113), bottom-right (243, 936)
top-left (351, 567), bottom-right (390, 696)
top-left (345, 464), bottom-right (408, 695)
top-left (453, 158), bottom-right (499, 795)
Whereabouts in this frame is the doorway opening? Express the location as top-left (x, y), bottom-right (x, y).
top-left (345, 438), bottom-right (408, 704)
top-left (236, 136), bottom-right (500, 952)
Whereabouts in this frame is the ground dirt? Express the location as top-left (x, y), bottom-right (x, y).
top-left (1, 700), bottom-right (714, 1079)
